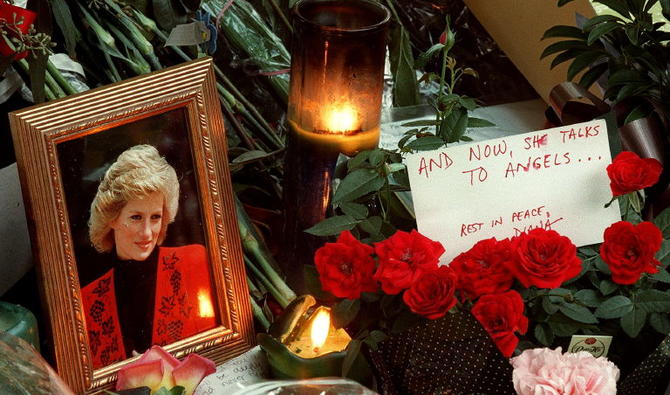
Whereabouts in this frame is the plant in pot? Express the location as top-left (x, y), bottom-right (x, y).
top-left (541, 0), bottom-right (670, 213)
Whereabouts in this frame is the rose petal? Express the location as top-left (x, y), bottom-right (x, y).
top-left (116, 359), bottom-right (164, 391)
top-left (172, 354), bottom-right (217, 395)
top-left (135, 345), bottom-right (180, 389)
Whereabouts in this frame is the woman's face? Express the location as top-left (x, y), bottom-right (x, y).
top-left (110, 191), bottom-right (164, 261)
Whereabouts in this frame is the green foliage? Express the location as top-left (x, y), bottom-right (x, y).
top-left (545, 0), bottom-right (670, 127)
top-left (397, 19), bottom-right (491, 152)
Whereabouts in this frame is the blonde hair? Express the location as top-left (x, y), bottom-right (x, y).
top-left (88, 145), bottom-right (179, 253)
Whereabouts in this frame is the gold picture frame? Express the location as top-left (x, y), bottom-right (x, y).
top-left (9, 58), bottom-right (254, 394)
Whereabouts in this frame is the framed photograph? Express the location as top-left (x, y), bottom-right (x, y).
top-left (9, 58), bottom-right (254, 393)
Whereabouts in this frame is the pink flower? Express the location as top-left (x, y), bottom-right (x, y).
top-left (116, 345), bottom-right (216, 395)
top-left (511, 347), bottom-right (618, 395)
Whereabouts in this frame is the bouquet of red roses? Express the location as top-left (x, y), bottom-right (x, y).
top-left (310, 151), bottom-right (669, 381)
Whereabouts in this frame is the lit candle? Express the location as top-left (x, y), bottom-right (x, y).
top-left (281, 0), bottom-right (390, 292)
top-left (286, 0), bottom-right (389, 157)
top-left (258, 296), bottom-right (367, 381)
top-left (285, 306), bottom-right (351, 358)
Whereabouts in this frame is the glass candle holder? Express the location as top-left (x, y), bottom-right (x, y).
top-left (288, 0), bottom-right (390, 156)
top-left (282, 0), bottom-right (390, 292)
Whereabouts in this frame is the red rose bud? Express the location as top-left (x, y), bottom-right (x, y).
top-left (374, 229), bottom-right (445, 294)
top-left (402, 265), bottom-right (458, 319)
top-left (507, 228), bottom-right (582, 289)
top-left (606, 151), bottom-right (662, 196)
top-left (439, 31), bottom-right (447, 44)
top-left (600, 221), bottom-right (662, 285)
top-left (450, 238), bottom-right (515, 301)
top-left (314, 230), bottom-right (377, 299)
top-left (472, 290), bottom-right (528, 358)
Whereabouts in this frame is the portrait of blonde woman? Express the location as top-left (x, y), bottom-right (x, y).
top-left (80, 144), bottom-right (216, 369)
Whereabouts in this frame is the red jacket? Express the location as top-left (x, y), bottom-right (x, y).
top-left (81, 244), bottom-right (217, 368)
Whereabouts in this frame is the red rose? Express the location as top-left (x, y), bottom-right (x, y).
top-left (315, 231), bottom-right (377, 299)
top-left (402, 265), bottom-right (457, 319)
top-left (450, 238), bottom-right (515, 300)
top-left (600, 221), bottom-right (662, 285)
top-left (507, 228), bottom-right (582, 289)
top-left (472, 290), bottom-right (528, 358)
top-left (607, 151), bottom-right (662, 196)
top-left (374, 230), bottom-right (445, 294)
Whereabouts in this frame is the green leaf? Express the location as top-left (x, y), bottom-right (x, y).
top-left (541, 40), bottom-right (588, 59)
top-left (348, 150), bottom-right (371, 171)
top-left (51, 0), bottom-right (81, 58)
top-left (567, 52), bottom-right (606, 81)
top-left (595, 295), bottom-right (633, 318)
top-left (650, 312), bottom-right (670, 335)
top-left (389, 25), bottom-right (419, 106)
top-left (441, 107), bottom-right (468, 143)
top-left (587, 21), bottom-right (621, 45)
top-left (595, 0), bottom-right (633, 18)
top-left (333, 169), bottom-right (385, 204)
top-left (340, 203), bottom-right (368, 220)
top-left (594, 256), bottom-right (612, 275)
top-left (623, 104), bottom-right (649, 125)
top-left (359, 216), bottom-right (383, 236)
top-left (608, 69), bottom-right (646, 86)
top-left (662, 0), bottom-right (670, 19)
top-left (27, 53), bottom-right (48, 103)
top-left (652, 269), bottom-right (670, 283)
top-left (621, 308), bottom-right (647, 337)
top-left (169, 386), bottom-right (185, 395)
top-left (543, 296), bottom-right (560, 314)
top-left (578, 62), bottom-right (608, 89)
top-left (550, 49), bottom-right (583, 69)
top-left (369, 149), bottom-right (385, 166)
top-left (575, 289), bottom-right (601, 307)
top-left (401, 120), bottom-right (439, 127)
top-left (152, 0), bottom-right (186, 30)
top-left (636, 290), bottom-right (670, 313)
top-left (415, 43), bottom-right (445, 69)
top-left (583, 14), bottom-right (622, 30)
top-left (332, 299), bottom-right (361, 329)
top-left (404, 136), bottom-right (445, 151)
top-left (304, 215), bottom-right (360, 236)
top-left (534, 324), bottom-right (554, 346)
top-left (341, 339), bottom-right (361, 377)
top-left (387, 163), bottom-right (406, 173)
top-left (600, 280), bottom-right (618, 296)
top-left (542, 25), bottom-right (585, 40)
top-left (232, 150), bottom-right (272, 163)
top-left (653, 207), bottom-right (670, 238)
top-left (658, 240), bottom-right (670, 266)
top-left (559, 303), bottom-right (599, 324)
top-left (467, 117), bottom-right (495, 128)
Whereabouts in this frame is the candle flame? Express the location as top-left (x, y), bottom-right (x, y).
top-left (310, 309), bottom-right (331, 349)
top-left (198, 289), bottom-right (215, 318)
top-left (324, 104), bottom-right (359, 133)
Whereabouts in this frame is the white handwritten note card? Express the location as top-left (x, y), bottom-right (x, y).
top-left (405, 119), bottom-right (621, 264)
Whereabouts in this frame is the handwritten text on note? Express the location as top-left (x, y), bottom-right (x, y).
top-left (405, 120), bottom-right (621, 264)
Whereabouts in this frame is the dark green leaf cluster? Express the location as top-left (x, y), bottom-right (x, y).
top-left (544, 0), bottom-right (670, 125)
top-left (305, 149), bottom-right (414, 242)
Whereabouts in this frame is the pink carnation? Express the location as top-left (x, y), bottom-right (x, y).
top-left (511, 347), bottom-right (619, 395)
